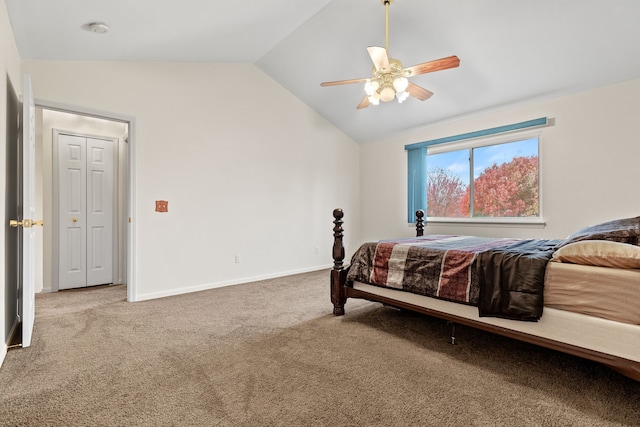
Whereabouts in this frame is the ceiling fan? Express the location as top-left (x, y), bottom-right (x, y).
top-left (320, 0), bottom-right (460, 109)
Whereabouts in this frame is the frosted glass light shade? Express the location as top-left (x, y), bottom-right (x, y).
top-left (379, 86), bottom-right (396, 102)
top-left (364, 80), bottom-right (379, 96)
top-left (368, 91), bottom-right (381, 105)
top-left (393, 76), bottom-right (408, 92)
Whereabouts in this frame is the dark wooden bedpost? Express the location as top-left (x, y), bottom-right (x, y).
top-left (331, 208), bottom-right (348, 315)
top-left (416, 210), bottom-right (425, 237)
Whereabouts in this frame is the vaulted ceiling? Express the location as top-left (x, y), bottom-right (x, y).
top-left (6, 0), bottom-right (640, 143)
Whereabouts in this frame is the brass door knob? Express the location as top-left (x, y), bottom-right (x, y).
top-left (10, 219), bottom-right (45, 228)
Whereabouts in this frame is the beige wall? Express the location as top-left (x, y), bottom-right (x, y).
top-left (22, 60), bottom-right (361, 301)
top-left (359, 78), bottom-right (640, 243)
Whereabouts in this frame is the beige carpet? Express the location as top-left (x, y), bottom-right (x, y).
top-left (0, 269), bottom-right (638, 426)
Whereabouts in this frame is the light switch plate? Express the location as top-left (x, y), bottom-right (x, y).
top-left (156, 200), bottom-right (168, 212)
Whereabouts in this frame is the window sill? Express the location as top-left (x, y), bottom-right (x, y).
top-left (410, 217), bottom-right (546, 229)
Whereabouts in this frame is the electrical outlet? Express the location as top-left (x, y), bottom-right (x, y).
top-left (235, 255), bottom-right (241, 264)
top-left (315, 246), bottom-right (319, 254)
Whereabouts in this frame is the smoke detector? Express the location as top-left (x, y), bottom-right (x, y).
top-left (81, 22), bottom-right (110, 34)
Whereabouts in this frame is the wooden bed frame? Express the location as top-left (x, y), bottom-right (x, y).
top-left (330, 208), bottom-right (640, 382)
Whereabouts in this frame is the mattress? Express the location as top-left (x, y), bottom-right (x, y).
top-left (544, 262), bottom-right (640, 325)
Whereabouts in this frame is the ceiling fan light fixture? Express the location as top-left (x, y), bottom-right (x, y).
top-left (319, 0), bottom-right (460, 109)
top-left (393, 76), bottom-right (408, 92)
top-left (379, 86), bottom-right (396, 102)
top-left (364, 80), bottom-right (379, 96)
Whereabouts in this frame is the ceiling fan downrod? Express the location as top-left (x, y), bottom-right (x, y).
top-left (382, 0), bottom-right (394, 53)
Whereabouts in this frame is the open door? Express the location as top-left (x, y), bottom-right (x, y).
top-left (22, 74), bottom-right (36, 347)
top-left (12, 74), bottom-right (37, 347)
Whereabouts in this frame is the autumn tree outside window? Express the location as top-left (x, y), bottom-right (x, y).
top-left (427, 138), bottom-right (539, 219)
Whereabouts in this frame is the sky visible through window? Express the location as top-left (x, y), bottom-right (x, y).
top-left (427, 138), bottom-right (538, 185)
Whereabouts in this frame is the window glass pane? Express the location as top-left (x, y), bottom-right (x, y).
top-left (426, 149), bottom-right (470, 217)
top-left (472, 138), bottom-right (539, 217)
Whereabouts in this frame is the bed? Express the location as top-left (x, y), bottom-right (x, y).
top-left (330, 209), bottom-right (640, 381)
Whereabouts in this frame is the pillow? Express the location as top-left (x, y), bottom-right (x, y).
top-left (551, 240), bottom-right (640, 269)
top-left (559, 216), bottom-right (640, 248)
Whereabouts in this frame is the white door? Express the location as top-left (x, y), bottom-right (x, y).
top-left (58, 134), bottom-right (115, 290)
top-left (58, 134), bottom-right (87, 289)
top-left (21, 74), bottom-right (36, 348)
top-left (86, 138), bottom-right (114, 286)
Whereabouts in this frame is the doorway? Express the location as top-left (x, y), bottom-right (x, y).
top-left (35, 105), bottom-right (132, 296)
top-left (4, 88), bottom-right (137, 352)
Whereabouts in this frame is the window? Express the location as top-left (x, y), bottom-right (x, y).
top-left (426, 137), bottom-right (539, 219)
top-left (405, 118), bottom-right (547, 223)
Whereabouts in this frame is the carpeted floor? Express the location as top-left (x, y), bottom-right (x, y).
top-left (0, 269), bottom-right (638, 426)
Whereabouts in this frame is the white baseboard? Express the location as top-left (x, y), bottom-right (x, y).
top-left (132, 263), bottom-right (332, 302)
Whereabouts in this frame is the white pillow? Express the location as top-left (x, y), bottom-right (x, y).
top-left (551, 240), bottom-right (640, 269)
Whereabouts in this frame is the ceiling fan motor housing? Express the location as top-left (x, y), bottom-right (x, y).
top-left (369, 58), bottom-right (409, 102)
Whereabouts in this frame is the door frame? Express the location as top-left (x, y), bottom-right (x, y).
top-left (36, 99), bottom-right (137, 302)
top-left (52, 130), bottom-right (119, 291)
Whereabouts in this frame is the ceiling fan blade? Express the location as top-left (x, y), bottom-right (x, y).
top-left (406, 82), bottom-right (434, 101)
top-left (356, 96), bottom-right (370, 109)
top-left (405, 55), bottom-right (460, 76)
top-left (320, 77), bottom-right (368, 87)
top-left (367, 46), bottom-right (390, 71)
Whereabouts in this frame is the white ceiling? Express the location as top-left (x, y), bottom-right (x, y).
top-left (6, 0), bottom-right (640, 144)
